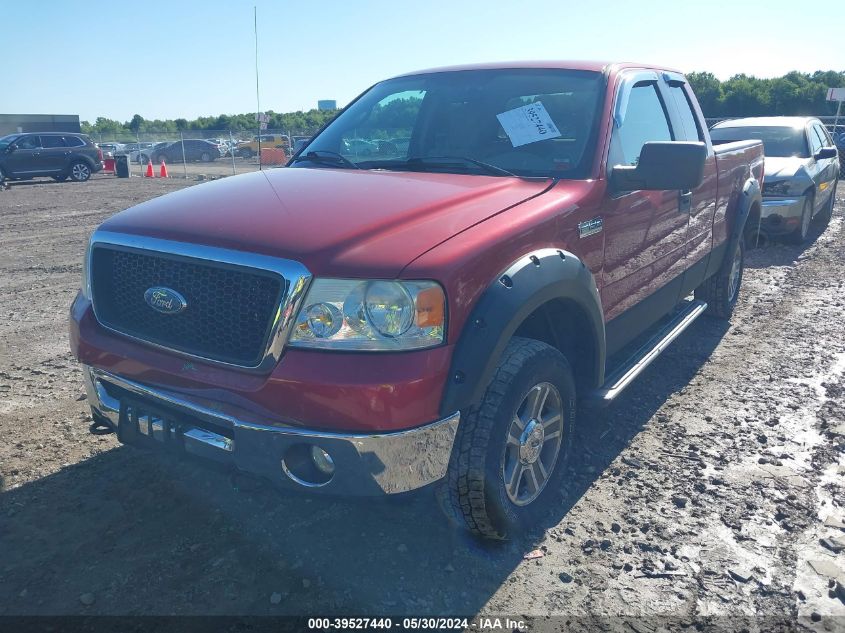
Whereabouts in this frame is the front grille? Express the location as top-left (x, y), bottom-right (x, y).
top-left (91, 245), bottom-right (285, 366)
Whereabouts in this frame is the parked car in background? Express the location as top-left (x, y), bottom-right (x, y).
top-left (292, 137), bottom-right (311, 154)
top-left (97, 142), bottom-right (124, 156)
top-left (236, 134), bottom-right (290, 158)
top-left (157, 139), bottom-right (224, 163)
top-left (711, 117), bottom-right (839, 243)
top-left (136, 142), bottom-right (172, 164)
top-left (835, 130), bottom-right (845, 177)
top-left (341, 138), bottom-right (378, 156)
top-left (0, 132), bottom-right (103, 182)
top-left (71, 61), bottom-right (764, 539)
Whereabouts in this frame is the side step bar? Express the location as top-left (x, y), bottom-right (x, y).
top-left (583, 300), bottom-right (708, 406)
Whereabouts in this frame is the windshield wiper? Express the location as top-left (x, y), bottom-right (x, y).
top-left (291, 150), bottom-right (361, 170)
top-left (406, 155), bottom-right (518, 177)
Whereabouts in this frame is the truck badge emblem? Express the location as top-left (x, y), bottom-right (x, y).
top-left (578, 218), bottom-right (603, 238)
top-left (144, 287), bottom-right (187, 315)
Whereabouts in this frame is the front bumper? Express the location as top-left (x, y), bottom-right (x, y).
top-left (83, 365), bottom-right (460, 496)
top-left (760, 195), bottom-right (805, 235)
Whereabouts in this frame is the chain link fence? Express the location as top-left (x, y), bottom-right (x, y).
top-left (88, 128), bottom-right (318, 178)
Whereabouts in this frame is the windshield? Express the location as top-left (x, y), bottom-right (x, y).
top-left (0, 134), bottom-right (21, 150)
top-left (294, 68), bottom-right (605, 179)
top-left (710, 125), bottom-right (809, 158)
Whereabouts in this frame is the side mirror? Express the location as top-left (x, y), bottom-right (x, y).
top-left (6, 144), bottom-right (16, 152)
top-left (815, 147), bottom-right (838, 160)
top-left (611, 141), bottom-right (707, 192)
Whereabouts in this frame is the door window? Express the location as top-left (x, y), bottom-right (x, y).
top-left (808, 126), bottom-right (823, 155)
top-left (64, 136), bottom-right (85, 147)
top-left (611, 83), bottom-right (673, 166)
top-left (40, 136), bottom-right (67, 148)
top-left (667, 85), bottom-right (703, 142)
top-left (813, 124), bottom-right (832, 147)
top-left (16, 135), bottom-right (41, 150)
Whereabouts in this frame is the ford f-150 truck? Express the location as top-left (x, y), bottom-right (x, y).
top-left (70, 62), bottom-right (764, 539)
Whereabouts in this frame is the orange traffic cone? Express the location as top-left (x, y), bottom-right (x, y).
top-left (145, 159), bottom-right (155, 178)
top-left (159, 158), bottom-right (168, 178)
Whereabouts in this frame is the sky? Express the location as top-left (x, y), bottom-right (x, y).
top-left (4, 0), bottom-right (843, 123)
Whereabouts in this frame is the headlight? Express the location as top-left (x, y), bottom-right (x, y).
top-left (763, 179), bottom-right (791, 196)
top-left (80, 239), bottom-right (92, 300)
top-left (289, 279), bottom-right (445, 350)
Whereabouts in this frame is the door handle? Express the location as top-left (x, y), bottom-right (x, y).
top-left (678, 190), bottom-right (692, 213)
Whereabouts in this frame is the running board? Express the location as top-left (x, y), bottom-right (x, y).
top-left (584, 300), bottom-right (708, 406)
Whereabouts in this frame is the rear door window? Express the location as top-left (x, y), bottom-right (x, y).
top-left (611, 82), bottom-right (674, 166)
top-left (40, 136), bottom-right (67, 148)
top-left (65, 136), bottom-right (85, 147)
top-left (667, 85), bottom-right (703, 142)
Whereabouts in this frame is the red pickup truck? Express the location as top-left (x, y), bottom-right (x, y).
top-left (70, 61), bottom-right (764, 539)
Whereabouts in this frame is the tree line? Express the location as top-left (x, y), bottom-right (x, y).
top-left (81, 109), bottom-right (340, 139)
top-left (687, 70), bottom-right (844, 119)
top-left (81, 69), bottom-right (845, 139)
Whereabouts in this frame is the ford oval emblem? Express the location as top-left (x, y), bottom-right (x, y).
top-left (144, 287), bottom-right (187, 315)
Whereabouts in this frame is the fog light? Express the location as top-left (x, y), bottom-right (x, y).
top-left (310, 446), bottom-right (335, 475)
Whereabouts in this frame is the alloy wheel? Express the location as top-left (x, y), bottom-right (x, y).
top-left (502, 382), bottom-right (564, 506)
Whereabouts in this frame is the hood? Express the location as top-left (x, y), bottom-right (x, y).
top-left (764, 156), bottom-right (810, 180)
top-left (99, 168), bottom-right (552, 277)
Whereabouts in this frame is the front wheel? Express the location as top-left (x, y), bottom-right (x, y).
top-left (695, 237), bottom-right (744, 320)
top-left (69, 161), bottom-right (92, 182)
top-left (814, 180), bottom-right (837, 228)
top-left (438, 337), bottom-right (576, 540)
top-left (788, 195), bottom-right (813, 244)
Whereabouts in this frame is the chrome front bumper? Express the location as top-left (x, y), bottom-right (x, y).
top-left (761, 196), bottom-right (805, 234)
top-left (83, 366), bottom-right (460, 496)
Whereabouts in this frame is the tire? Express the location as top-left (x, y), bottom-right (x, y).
top-left (69, 161), bottom-right (92, 182)
top-left (156, 154), bottom-right (168, 165)
top-left (52, 174), bottom-right (68, 182)
top-left (814, 180), bottom-right (837, 228)
top-left (695, 236), bottom-right (744, 320)
top-left (787, 195), bottom-right (813, 244)
top-left (200, 151), bottom-right (212, 162)
top-left (241, 148), bottom-right (254, 159)
top-left (437, 337), bottom-right (576, 540)
top-left (0, 166), bottom-right (6, 187)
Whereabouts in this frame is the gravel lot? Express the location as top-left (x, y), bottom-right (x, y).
top-left (0, 174), bottom-right (843, 630)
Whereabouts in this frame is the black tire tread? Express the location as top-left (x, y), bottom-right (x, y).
top-left (440, 337), bottom-right (566, 539)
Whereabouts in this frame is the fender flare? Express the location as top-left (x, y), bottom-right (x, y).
top-left (439, 248), bottom-right (605, 416)
top-left (729, 176), bottom-right (762, 252)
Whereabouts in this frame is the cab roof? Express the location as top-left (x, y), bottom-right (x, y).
top-left (391, 60), bottom-right (682, 79)
top-left (712, 116), bottom-right (817, 129)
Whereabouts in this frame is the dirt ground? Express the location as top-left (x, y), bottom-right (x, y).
top-left (0, 174), bottom-right (843, 631)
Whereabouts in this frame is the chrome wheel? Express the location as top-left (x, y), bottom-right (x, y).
top-left (201, 152), bottom-right (211, 162)
top-left (71, 163), bottom-right (90, 182)
top-left (727, 242), bottom-right (742, 301)
top-left (502, 382), bottom-right (564, 506)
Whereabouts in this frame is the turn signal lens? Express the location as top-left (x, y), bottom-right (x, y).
top-left (415, 285), bottom-right (445, 328)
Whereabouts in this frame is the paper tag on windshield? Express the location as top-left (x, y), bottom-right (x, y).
top-left (496, 101), bottom-right (561, 148)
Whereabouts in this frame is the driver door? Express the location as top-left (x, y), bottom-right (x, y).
top-left (5, 134), bottom-right (44, 177)
top-left (601, 74), bottom-right (690, 354)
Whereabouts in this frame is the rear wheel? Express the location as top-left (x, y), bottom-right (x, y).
top-left (788, 195), bottom-right (813, 244)
top-left (438, 337), bottom-right (576, 540)
top-left (69, 161), bottom-right (91, 182)
top-left (200, 151), bottom-right (212, 162)
top-left (240, 148), bottom-right (253, 159)
top-left (695, 236), bottom-right (744, 320)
